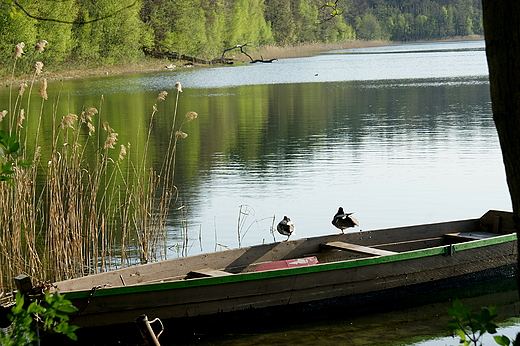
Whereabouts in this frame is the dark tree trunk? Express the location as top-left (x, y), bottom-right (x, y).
top-left (482, 1), bottom-right (520, 289)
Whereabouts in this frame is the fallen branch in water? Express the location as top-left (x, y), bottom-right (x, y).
top-left (143, 48), bottom-right (234, 65)
top-left (222, 44), bottom-right (277, 63)
top-left (143, 44), bottom-right (277, 66)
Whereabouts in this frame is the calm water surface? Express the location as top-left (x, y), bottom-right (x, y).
top-left (165, 39), bottom-right (508, 253)
top-left (13, 40), bottom-right (507, 254)
top-left (4, 40), bottom-right (517, 344)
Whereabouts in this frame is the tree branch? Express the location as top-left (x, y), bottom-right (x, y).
top-left (221, 44), bottom-right (277, 63)
top-left (317, 0), bottom-right (341, 24)
top-left (5, 0), bottom-right (138, 24)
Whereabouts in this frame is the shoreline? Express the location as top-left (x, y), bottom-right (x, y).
top-left (20, 36), bottom-right (484, 82)
top-left (34, 41), bottom-right (393, 82)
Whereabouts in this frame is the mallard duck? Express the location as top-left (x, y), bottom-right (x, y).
top-left (277, 216), bottom-right (295, 241)
top-left (332, 207), bottom-right (359, 234)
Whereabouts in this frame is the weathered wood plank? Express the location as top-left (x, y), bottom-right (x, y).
top-left (321, 242), bottom-right (398, 256)
top-left (185, 269), bottom-right (233, 279)
top-left (479, 210), bottom-right (515, 234)
top-left (444, 232), bottom-right (497, 243)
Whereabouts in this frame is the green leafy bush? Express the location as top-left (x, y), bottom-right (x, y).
top-left (446, 299), bottom-right (517, 346)
top-left (0, 291), bottom-right (79, 345)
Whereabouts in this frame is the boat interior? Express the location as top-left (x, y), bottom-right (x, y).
top-left (186, 210), bottom-right (514, 277)
top-left (54, 210), bottom-right (515, 291)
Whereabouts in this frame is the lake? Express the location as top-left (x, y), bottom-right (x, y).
top-left (7, 39), bottom-right (508, 255)
top-left (139, 39), bottom-right (509, 254)
top-left (2, 39), bottom-right (517, 345)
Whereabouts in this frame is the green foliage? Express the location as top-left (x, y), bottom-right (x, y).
top-left (71, 0), bottom-right (145, 64)
top-left (33, 1), bottom-right (77, 64)
top-left (446, 299), bottom-right (516, 346)
top-left (0, 291), bottom-right (79, 345)
top-left (200, 0), bottom-right (227, 57)
top-left (265, 0), bottom-right (296, 44)
top-left (164, 0), bottom-right (208, 55)
top-left (494, 335), bottom-right (515, 346)
top-left (228, 0), bottom-right (274, 46)
top-left (0, 0), bottom-right (485, 74)
top-left (356, 12), bottom-right (387, 40)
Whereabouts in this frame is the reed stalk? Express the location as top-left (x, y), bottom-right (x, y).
top-left (0, 42), bottom-right (197, 294)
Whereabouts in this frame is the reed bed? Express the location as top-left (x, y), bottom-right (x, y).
top-left (0, 42), bottom-right (196, 294)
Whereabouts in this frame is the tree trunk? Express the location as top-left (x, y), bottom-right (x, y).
top-left (482, 1), bottom-right (520, 288)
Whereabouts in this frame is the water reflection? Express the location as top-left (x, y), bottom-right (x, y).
top-left (32, 76), bottom-right (505, 255)
top-left (170, 78), bottom-right (509, 253)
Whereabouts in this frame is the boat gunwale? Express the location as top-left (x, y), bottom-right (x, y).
top-left (62, 232), bottom-right (517, 300)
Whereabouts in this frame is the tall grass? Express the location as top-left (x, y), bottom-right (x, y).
top-left (0, 41), bottom-right (197, 294)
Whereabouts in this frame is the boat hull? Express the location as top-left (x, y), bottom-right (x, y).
top-left (65, 232), bottom-right (517, 329)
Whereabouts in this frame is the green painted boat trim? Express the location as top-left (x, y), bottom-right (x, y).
top-left (64, 233), bottom-right (517, 300)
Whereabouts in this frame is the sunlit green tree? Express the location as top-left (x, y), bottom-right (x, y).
top-left (227, 0), bottom-right (274, 46)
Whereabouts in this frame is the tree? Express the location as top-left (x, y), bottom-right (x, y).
top-left (0, 5), bottom-right (37, 68)
top-left (33, 0), bottom-right (77, 63)
top-left (356, 12), bottom-right (385, 40)
top-left (265, 0), bottom-right (295, 45)
top-left (200, 0), bottom-right (227, 57)
top-left (72, 0), bottom-right (148, 64)
top-left (294, 0), bottom-right (319, 42)
top-left (482, 1), bottom-right (520, 290)
top-left (162, 0), bottom-right (208, 55)
top-left (226, 0), bottom-right (274, 47)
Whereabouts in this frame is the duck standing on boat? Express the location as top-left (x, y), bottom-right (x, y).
top-left (277, 216), bottom-right (295, 241)
top-left (332, 207), bottom-right (359, 234)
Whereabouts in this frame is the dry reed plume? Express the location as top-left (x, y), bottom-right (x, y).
top-left (0, 42), bottom-right (197, 294)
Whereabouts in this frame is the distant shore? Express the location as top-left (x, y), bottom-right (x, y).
top-left (26, 36), bottom-right (485, 82)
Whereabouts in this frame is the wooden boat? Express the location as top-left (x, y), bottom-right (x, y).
top-left (53, 210), bottom-right (517, 332)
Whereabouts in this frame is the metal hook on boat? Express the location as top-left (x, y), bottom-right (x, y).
top-left (148, 317), bottom-right (164, 338)
top-left (135, 314), bottom-right (164, 346)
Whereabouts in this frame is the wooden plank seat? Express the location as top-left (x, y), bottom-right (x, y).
top-left (444, 232), bottom-right (497, 242)
top-left (184, 268), bottom-right (233, 279)
top-left (321, 241), bottom-right (398, 256)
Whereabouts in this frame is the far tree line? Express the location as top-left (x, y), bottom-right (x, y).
top-left (0, 0), bottom-right (482, 74)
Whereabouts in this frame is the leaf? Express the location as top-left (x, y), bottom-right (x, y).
top-left (27, 302), bottom-right (43, 314)
top-left (453, 299), bottom-right (464, 310)
top-left (456, 329), bottom-right (467, 341)
top-left (8, 140), bottom-right (19, 154)
top-left (494, 335), bottom-right (511, 346)
top-left (446, 323), bottom-right (460, 331)
top-left (485, 322), bottom-right (498, 334)
top-left (57, 305), bottom-right (78, 314)
top-left (17, 159), bottom-right (32, 166)
top-left (488, 305), bottom-right (498, 315)
top-left (0, 129), bottom-right (8, 141)
top-left (1, 161), bottom-right (15, 175)
top-left (468, 320), bottom-right (484, 333)
top-left (446, 308), bottom-right (457, 316)
top-left (9, 6), bottom-right (23, 19)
